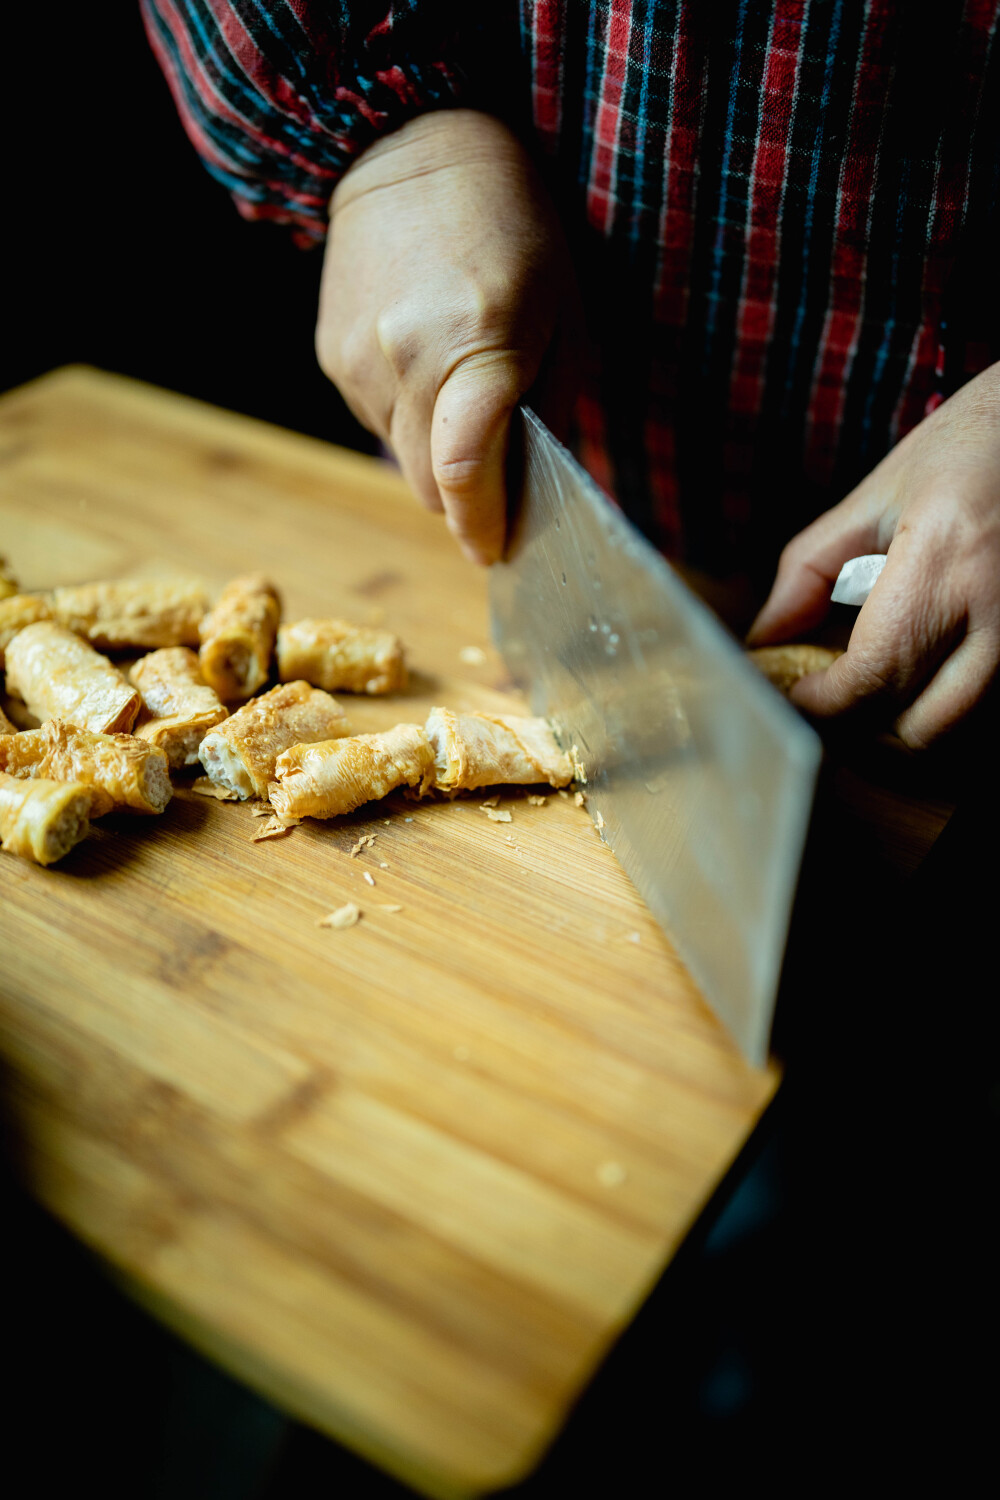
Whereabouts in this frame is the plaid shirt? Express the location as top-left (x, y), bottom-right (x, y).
top-left (142, 1), bottom-right (1000, 575)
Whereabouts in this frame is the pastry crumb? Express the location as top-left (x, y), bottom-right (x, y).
top-left (192, 777), bottom-right (238, 801)
top-left (483, 807), bottom-right (512, 823)
top-left (252, 815), bottom-right (293, 841)
top-left (557, 788), bottom-right (571, 800)
top-left (527, 794), bottom-right (547, 806)
top-left (459, 645), bottom-right (487, 666)
top-left (595, 810), bottom-right (605, 831)
top-left (480, 795), bottom-right (500, 807)
top-left (363, 871), bottom-right (375, 886)
top-left (404, 816), bottom-right (413, 823)
top-left (570, 745), bottom-right (588, 783)
top-left (381, 903), bottom-right (403, 913)
top-left (318, 902), bottom-right (361, 929)
top-left (573, 790), bottom-right (586, 807)
top-left (596, 1161), bottom-right (627, 1188)
top-left (624, 931), bottom-right (641, 944)
top-left (379, 861), bottom-right (389, 869)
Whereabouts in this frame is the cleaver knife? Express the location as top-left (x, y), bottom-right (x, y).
top-left (489, 409), bottom-right (822, 1065)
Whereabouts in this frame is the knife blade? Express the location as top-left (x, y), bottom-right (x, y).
top-left (489, 409), bottom-right (821, 1065)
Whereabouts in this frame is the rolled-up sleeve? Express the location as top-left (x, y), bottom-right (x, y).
top-left (141, 1), bottom-right (487, 245)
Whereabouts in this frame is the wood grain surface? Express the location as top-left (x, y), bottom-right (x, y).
top-left (0, 368), bottom-right (778, 1497)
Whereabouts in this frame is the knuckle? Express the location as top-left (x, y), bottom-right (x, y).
top-left (433, 454), bottom-right (486, 499)
top-left (375, 305), bottom-right (424, 380)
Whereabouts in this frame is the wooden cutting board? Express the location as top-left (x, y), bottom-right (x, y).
top-left (0, 367), bottom-right (778, 1497)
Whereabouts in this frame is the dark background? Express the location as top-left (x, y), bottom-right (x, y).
top-left (2, 7), bottom-right (375, 453)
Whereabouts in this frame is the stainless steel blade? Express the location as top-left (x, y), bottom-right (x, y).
top-left (490, 408), bottom-right (821, 1065)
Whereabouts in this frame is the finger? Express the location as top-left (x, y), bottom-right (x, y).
top-left (747, 492), bottom-right (886, 645)
top-left (431, 353), bottom-right (524, 565)
top-left (892, 627), bottom-right (1000, 749)
top-left (387, 388), bottom-right (445, 514)
top-left (788, 545), bottom-right (962, 720)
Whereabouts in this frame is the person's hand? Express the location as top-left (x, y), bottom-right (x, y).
top-left (316, 109), bottom-right (578, 565)
top-left (747, 363), bottom-right (1000, 748)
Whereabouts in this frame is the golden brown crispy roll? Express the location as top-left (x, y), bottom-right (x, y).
top-left (276, 618), bottom-right (406, 695)
top-left (0, 720), bottom-right (171, 816)
top-left (199, 573), bottom-right (280, 701)
top-left (199, 680), bottom-right (347, 800)
top-left (0, 593), bottom-right (54, 666)
top-left (130, 647), bottom-right (228, 768)
top-left (0, 771), bottom-right (91, 865)
top-left (748, 644), bottom-right (843, 695)
top-left (425, 707), bottom-right (574, 794)
top-left (4, 622), bottom-right (141, 734)
top-left (52, 578), bottom-right (208, 650)
top-left (269, 723), bottom-right (434, 820)
top-left (0, 556), bottom-right (18, 600)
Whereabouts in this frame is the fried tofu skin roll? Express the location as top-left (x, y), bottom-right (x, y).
top-left (748, 645), bottom-right (843, 695)
top-left (199, 680), bottom-right (347, 800)
top-left (276, 618), bottom-right (406, 695)
top-left (4, 622), bottom-right (141, 734)
top-left (0, 772), bottom-right (91, 865)
top-left (199, 574), bottom-right (280, 701)
top-left (425, 707), bottom-right (574, 794)
top-left (269, 723), bottom-right (434, 821)
top-left (0, 593), bottom-right (54, 666)
top-left (0, 720), bottom-right (171, 816)
top-left (52, 579), bottom-right (208, 651)
top-left (130, 647), bottom-right (228, 768)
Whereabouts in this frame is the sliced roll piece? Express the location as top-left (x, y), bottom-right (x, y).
top-left (748, 645), bottom-right (843, 695)
top-left (425, 707), bottom-right (574, 794)
top-left (4, 622), bottom-right (141, 734)
top-left (199, 573), bottom-right (280, 701)
top-left (0, 720), bottom-right (171, 816)
top-left (52, 578), bottom-right (208, 650)
top-left (0, 593), bottom-right (54, 666)
top-left (269, 723), bottom-right (434, 821)
top-left (276, 618), bottom-right (406, 695)
top-left (0, 771), bottom-right (91, 865)
top-left (199, 680), bottom-right (347, 800)
top-left (130, 647), bottom-right (228, 767)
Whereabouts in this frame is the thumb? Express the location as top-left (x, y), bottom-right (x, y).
top-left (747, 492), bottom-right (886, 645)
top-left (431, 352), bottom-right (525, 566)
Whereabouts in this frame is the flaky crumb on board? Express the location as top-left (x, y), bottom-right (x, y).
top-left (363, 871), bottom-right (375, 886)
top-left (483, 807), bottom-right (511, 823)
top-left (317, 902), bottom-right (361, 929)
top-left (192, 776), bottom-right (239, 800)
top-left (252, 815), bottom-right (293, 842)
top-left (527, 794), bottom-right (547, 806)
top-left (573, 790), bottom-right (586, 807)
top-left (381, 903), bottom-right (403, 913)
top-left (458, 646), bottom-right (487, 666)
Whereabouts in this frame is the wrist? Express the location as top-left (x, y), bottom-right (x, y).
top-left (331, 108), bottom-right (525, 214)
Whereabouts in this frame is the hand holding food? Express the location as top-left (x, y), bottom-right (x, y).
top-left (749, 364), bottom-right (1000, 746)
